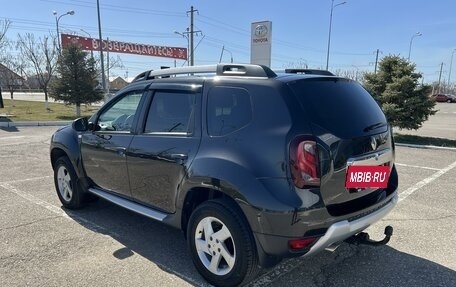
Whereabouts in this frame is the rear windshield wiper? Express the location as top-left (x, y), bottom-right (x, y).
top-left (363, 122), bottom-right (387, 132)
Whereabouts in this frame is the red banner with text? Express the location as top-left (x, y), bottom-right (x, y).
top-left (61, 33), bottom-right (187, 60)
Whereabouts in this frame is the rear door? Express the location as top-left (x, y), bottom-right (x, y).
top-left (288, 78), bottom-right (394, 214)
top-left (127, 84), bottom-right (202, 213)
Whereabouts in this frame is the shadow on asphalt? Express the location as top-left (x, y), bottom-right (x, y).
top-left (64, 199), bottom-right (456, 287)
top-left (64, 199), bottom-right (208, 286)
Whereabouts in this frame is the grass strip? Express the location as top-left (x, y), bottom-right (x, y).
top-left (0, 99), bottom-right (97, 122)
top-left (394, 133), bottom-right (456, 148)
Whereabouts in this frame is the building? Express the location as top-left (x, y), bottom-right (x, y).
top-left (109, 76), bottom-right (129, 91)
top-left (0, 63), bottom-right (25, 92)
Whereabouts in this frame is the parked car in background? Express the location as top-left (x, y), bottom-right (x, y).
top-left (431, 93), bottom-right (456, 103)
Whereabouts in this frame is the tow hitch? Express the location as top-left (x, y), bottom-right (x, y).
top-left (345, 226), bottom-right (393, 246)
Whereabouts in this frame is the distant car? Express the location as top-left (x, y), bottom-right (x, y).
top-left (431, 93), bottom-right (456, 103)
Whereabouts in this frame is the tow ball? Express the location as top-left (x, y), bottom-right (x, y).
top-left (345, 226), bottom-right (393, 246)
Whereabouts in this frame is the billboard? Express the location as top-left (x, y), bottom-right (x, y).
top-left (61, 33), bottom-right (187, 60)
top-left (250, 21), bottom-right (272, 67)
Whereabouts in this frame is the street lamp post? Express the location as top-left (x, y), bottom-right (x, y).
top-left (407, 32), bottom-right (422, 61)
top-left (80, 29), bottom-right (94, 60)
top-left (53, 10), bottom-right (75, 51)
top-left (325, 0), bottom-right (346, 70)
top-left (174, 30), bottom-right (190, 66)
top-left (96, 0), bottom-right (106, 93)
top-left (447, 49), bottom-right (456, 86)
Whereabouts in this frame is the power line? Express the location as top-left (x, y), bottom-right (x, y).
top-left (2, 17), bottom-right (182, 40)
top-left (39, 0), bottom-right (185, 17)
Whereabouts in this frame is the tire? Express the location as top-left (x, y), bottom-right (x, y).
top-left (187, 199), bottom-right (259, 287)
top-left (448, 99), bottom-right (452, 103)
top-left (54, 156), bottom-right (87, 209)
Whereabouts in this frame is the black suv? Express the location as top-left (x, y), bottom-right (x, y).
top-left (50, 64), bottom-right (398, 287)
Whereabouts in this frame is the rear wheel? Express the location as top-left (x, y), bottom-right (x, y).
top-left (54, 156), bottom-right (87, 209)
top-left (448, 99), bottom-right (452, 103)
top-left (187, 199), bottom-right (259, 287)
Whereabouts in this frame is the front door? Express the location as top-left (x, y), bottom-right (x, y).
top-left (127, 86), bottom-right (201, 213)
top-left (81, 90), bottom-right (144, 197)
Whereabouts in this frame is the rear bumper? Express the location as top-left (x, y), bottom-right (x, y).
top-left (304, 192), bottom-right (398, 257)
top-left (251, 190), bottom-right (398, 266)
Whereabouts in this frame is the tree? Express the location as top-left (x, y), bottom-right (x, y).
top-left (334, 68), bottom-right (366, 82)
top-left (282, 58), bottom-right (308, 69)
top-left (0, 19), bottom-right (9, 50)
top-left (16, 33), bottom-right (58, 110)
top-left (50, 44), bottom-right (103, 116)
top-left (363, 55), bottom-right (436, 130)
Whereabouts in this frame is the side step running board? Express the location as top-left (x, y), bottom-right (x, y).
top-left (88, 188), bottom-right (168, 221)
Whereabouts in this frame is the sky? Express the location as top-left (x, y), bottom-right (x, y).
top-left (1, 0), bottom-right (456, 83)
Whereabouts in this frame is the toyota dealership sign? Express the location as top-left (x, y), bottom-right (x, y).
top-left (250, 21), bottom-right (272, 67)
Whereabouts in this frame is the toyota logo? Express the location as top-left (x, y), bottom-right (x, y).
top-left (254, 24), bottom-right (268, 38)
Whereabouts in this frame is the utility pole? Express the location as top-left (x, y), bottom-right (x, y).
top-left (219, 46), bottom-right (225, 63)
top-left (374, 49), bottom-right (380, 74)
top-left (97, 0), bottom-right (106, 92)
top-left (437, 62), bottom-right (444, 93)
top-left (106, 37), bottom-right (110, 94)
top-left (187, 6), bottom-right (200, 66)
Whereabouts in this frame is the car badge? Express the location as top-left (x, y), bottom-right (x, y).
top-left (371, 137), bottom-right (377, 151)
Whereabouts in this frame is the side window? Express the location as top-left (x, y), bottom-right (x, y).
top-left (144, 91), bottom-right (196, 134)
top-left (98, 91), bottom-right (143, 132)
top-left (207, 87), bottom-right (252, 136)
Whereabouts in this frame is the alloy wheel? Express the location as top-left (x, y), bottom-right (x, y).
top-left (194, 216), bottom-right (236, 276)
top-left (57, 165), bottom-right (73, 202)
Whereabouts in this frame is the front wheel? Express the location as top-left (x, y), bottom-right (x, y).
top-left (54, 156), bottom-right (87, 209)
top-left (187, 199), bottom-right (259, 287)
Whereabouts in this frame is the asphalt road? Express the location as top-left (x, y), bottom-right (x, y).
top-left (0, 126), bottom-right (455, 287)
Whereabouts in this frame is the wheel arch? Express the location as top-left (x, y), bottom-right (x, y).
top-left (180, 183), bottom-right (282, 269)
top-left (50, 147), bottom-right (68, 170)
top-left (180, 186), bottom-right (240, 238)
top-left (50, 127), bottom-right (84, 178)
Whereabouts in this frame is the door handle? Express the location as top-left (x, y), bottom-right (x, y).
top-left (97, 133), bottom-right (112, 140)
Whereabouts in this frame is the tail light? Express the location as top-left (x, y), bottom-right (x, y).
top-left (288, 237), bottom-right (318, 250)
top-left (290, 139), bottom-right (320, 188)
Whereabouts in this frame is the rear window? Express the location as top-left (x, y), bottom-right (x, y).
top-left (207, 86), bottom-right (252, 136)
top-left (289, 78), bottom-right (387, 138)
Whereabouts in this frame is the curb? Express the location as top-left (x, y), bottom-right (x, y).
top-left (0, 121), bottom-right (71, 127)
top-left (395, 143), bottom-right (456, 151)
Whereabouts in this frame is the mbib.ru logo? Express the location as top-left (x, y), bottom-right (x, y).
top-left (345, 166), bottom-right (390, 188)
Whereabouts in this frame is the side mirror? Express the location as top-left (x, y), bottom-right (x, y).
top-left (88, 121), bottom-right (101, 131)
top-left (72, 117), bottom-right (89, 132)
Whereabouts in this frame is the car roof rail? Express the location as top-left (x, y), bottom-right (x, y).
top-left (284, 69), bottom-right (335, 76)
top-left (132, 64), bottom-right (277, 81)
